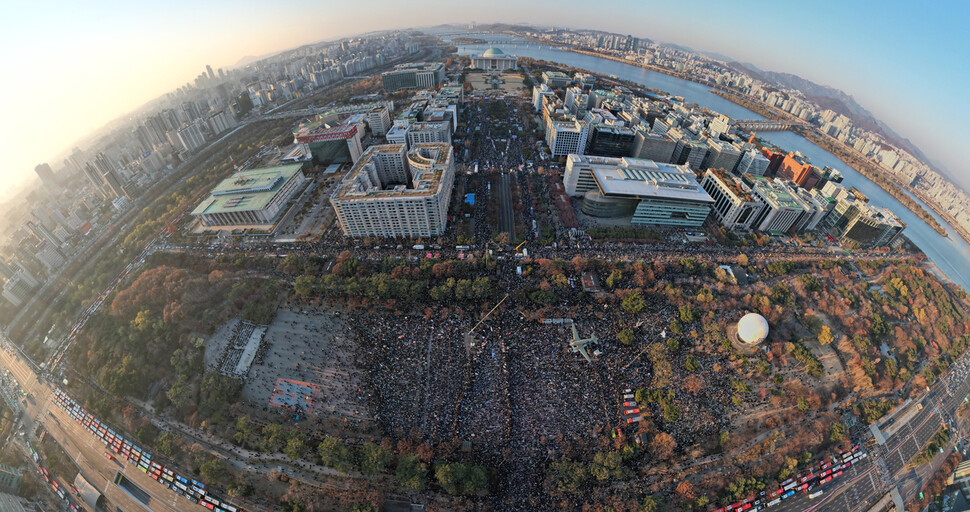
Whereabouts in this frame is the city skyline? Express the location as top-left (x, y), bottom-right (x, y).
top-left (1, 0), bottom-right (966, 205)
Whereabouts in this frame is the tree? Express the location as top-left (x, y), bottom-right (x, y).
top-left (156, 431), bottom-right (181, 457)
top-left (549, 460), bottom-right (588, 493)
top-left (284, 433), bottom-right (307, 460)
top-left (683, 355), bottom-right (700, 373)
top-left (639, 495), bottom-right (660, 512)
top-left (590, 451), bottom-right (629, 481)
top-left (395, 454), bottom-right (427, 491)
top-left (342, 505), bottom-right (377, 512)
top-left (650, 432), bottom-right (677, 460)
top-left (606, 270), bottom-right (623, 289)
top-left (434, 462), bottom-right (488, 495)
top-left (737, 254), bottom-right (749, 267)
top-left (318, 437), bottom-right (355, 473)
top-left (622, 290), bottom-right (646, 315)
top-left (679, 304), bottom-right (694, 324)
top-left (675, 481), bottom-right (695, 501)
top-left (829, 422), bottom-right (847, 442)
top-left (359, 442), bottom-right (392, 476)
top-left (618, 329), bottom-right (635, 345)
top-left (818, 325), bottom-right (834, 346)
top-left (198, 457), bottom-right (229, 484)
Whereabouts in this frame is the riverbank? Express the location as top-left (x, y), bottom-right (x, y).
top-left (486, 32), bottom-right (960, 242)
top-left (710, 89), bottom-right (951, 239)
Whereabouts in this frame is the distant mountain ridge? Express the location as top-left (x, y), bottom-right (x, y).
top-left (726, 62), bottom-right (933, 168)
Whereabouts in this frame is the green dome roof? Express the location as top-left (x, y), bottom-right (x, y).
top-left (482, 47), bottom-right (504, 57)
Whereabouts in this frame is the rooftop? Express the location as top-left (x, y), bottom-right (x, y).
top-left (293, 123), bottom-right (358, 144)
top-left (575, 155), bottom-right (713, 204)
top-left (191, 163), bottom-right (304, 216)
top-left (748, 176), bottom-right (803, 210)
top-left (706, 168), bottom-right (755, 203)
top-left (334, 143), bottom-right (452, 201)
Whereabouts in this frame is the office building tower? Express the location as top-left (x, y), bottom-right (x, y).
top-left (701, 169), bottom-right (765, 230)
top-left (331, 144), bottom-right (455, 238)
top-left (587, 125), bottom-right (636, 158)
top-left (564, 155), bottom-right (713, 227)
top-left (634, 131), bottom-right (676, 163)
top-left (367, 106), bottom-right (392, 136)
top-left (294, 123), bottom-right (364, 165)
top-left (177, 122), bottom-right (206, 152)
top-left (406, 122), bottom-right (451, 147)
top-left (747, 176), bottom-right (808, 233)
top-left (34, 163), bottom-right (59, 191)
top-left (735, 150), bottom-right (770, 176)
top-left (381, 62), bottom-right (444, 91)
top-left (546, 119), bottom-right (589, 157)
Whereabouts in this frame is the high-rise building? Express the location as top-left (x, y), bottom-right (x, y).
top-left (532, 84), bottom-right (557, 113)
top-left (33, 240), bottom-right (65, 272)
top-left (585, 125), bottom-right (635, 158)
top-left (702, 140), bottom-right (742, 172)
top-left (177, 122), bottom-right (206, 152)
top-left (206, 64), bottom-right (215, 81)
top-left (367, 106), bottom-right (392, 136)
top-left (34, 163), bottom-right (59, 191)
top-left (746, 176), bottom-right (807, 234)
top-left (633, 131), bottom-right (677, 163)
top-left (293, 123), bottom-right (364, 165)
top-left (331, 143), bottom-right (455, 238)
top-left (735, 149), bottom-right (770, 176)
top-left (82, 163), bottom-right (107, 198)
top-left (546, 119), bottom-right (589, 157)
top-left (701, 169), bottom-right (765, 230)
top-left (564, 155), bottom-right (714, 228)
top-left (101, 167), bottom-right (127, 199)
top-left (26, 221), bottom-right (60, 248)
top-left (381, 63), bottom-right (444, 91)
top-left (0, 464), bottom-right (23, 492)
top-left (541, 71), bottom-right (571, 88)
top-left (406, 122), bottom-right (451, 147)
top-left (825, 196), bottom-right (905, 247)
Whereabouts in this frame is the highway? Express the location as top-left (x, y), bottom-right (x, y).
top-left (0, 345), bottom-right (210, 512)
top-left (807, 355), bottom-right (970, 512)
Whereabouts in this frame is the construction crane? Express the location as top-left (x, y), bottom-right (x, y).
top-left (514, 240), bottom-right (527, 252)
top-left (568, 323), bottom-right (597, 363)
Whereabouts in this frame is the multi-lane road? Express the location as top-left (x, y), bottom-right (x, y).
top-left (0, 344), bottom-right (209, 512)
top-left (805, 355), bottom-right (970, 512)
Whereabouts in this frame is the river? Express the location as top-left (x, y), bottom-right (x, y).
top-left (444, 32), bottom-right (970, 291)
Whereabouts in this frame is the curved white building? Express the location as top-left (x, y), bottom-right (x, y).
top-left (471, 47), bottom-right (518, 71)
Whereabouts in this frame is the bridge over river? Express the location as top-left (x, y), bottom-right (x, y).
top-left (731, 118), bottom-right (811, 132)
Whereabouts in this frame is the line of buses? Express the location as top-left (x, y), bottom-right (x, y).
top-left (36, 465), bottom-right (81, 511)
top-left (53, 389), bottom-right (241, 512)
top-left (713, 444), bottom-right (865, 512)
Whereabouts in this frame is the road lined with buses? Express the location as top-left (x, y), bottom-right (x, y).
top-left (0, 342), bottom-right (219, 512)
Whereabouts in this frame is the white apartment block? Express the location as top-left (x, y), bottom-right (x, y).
top-left (367, 106), bottom-right (392, 136)
top-left (406, 122), bottom-right (451, 147)
top-left (700, 169), bottom-right (765, 230)
top-left (546, 119), bottom-right (589, 157)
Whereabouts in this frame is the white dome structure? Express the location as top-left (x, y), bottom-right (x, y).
top-left (736, 313), bottom-right (769, 345)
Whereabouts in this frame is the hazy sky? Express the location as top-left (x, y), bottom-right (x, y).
top-left (1, 0), bottom-right (967, 203)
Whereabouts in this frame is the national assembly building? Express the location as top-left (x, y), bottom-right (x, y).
top-left (331, 143), bottom-right (455, 238)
